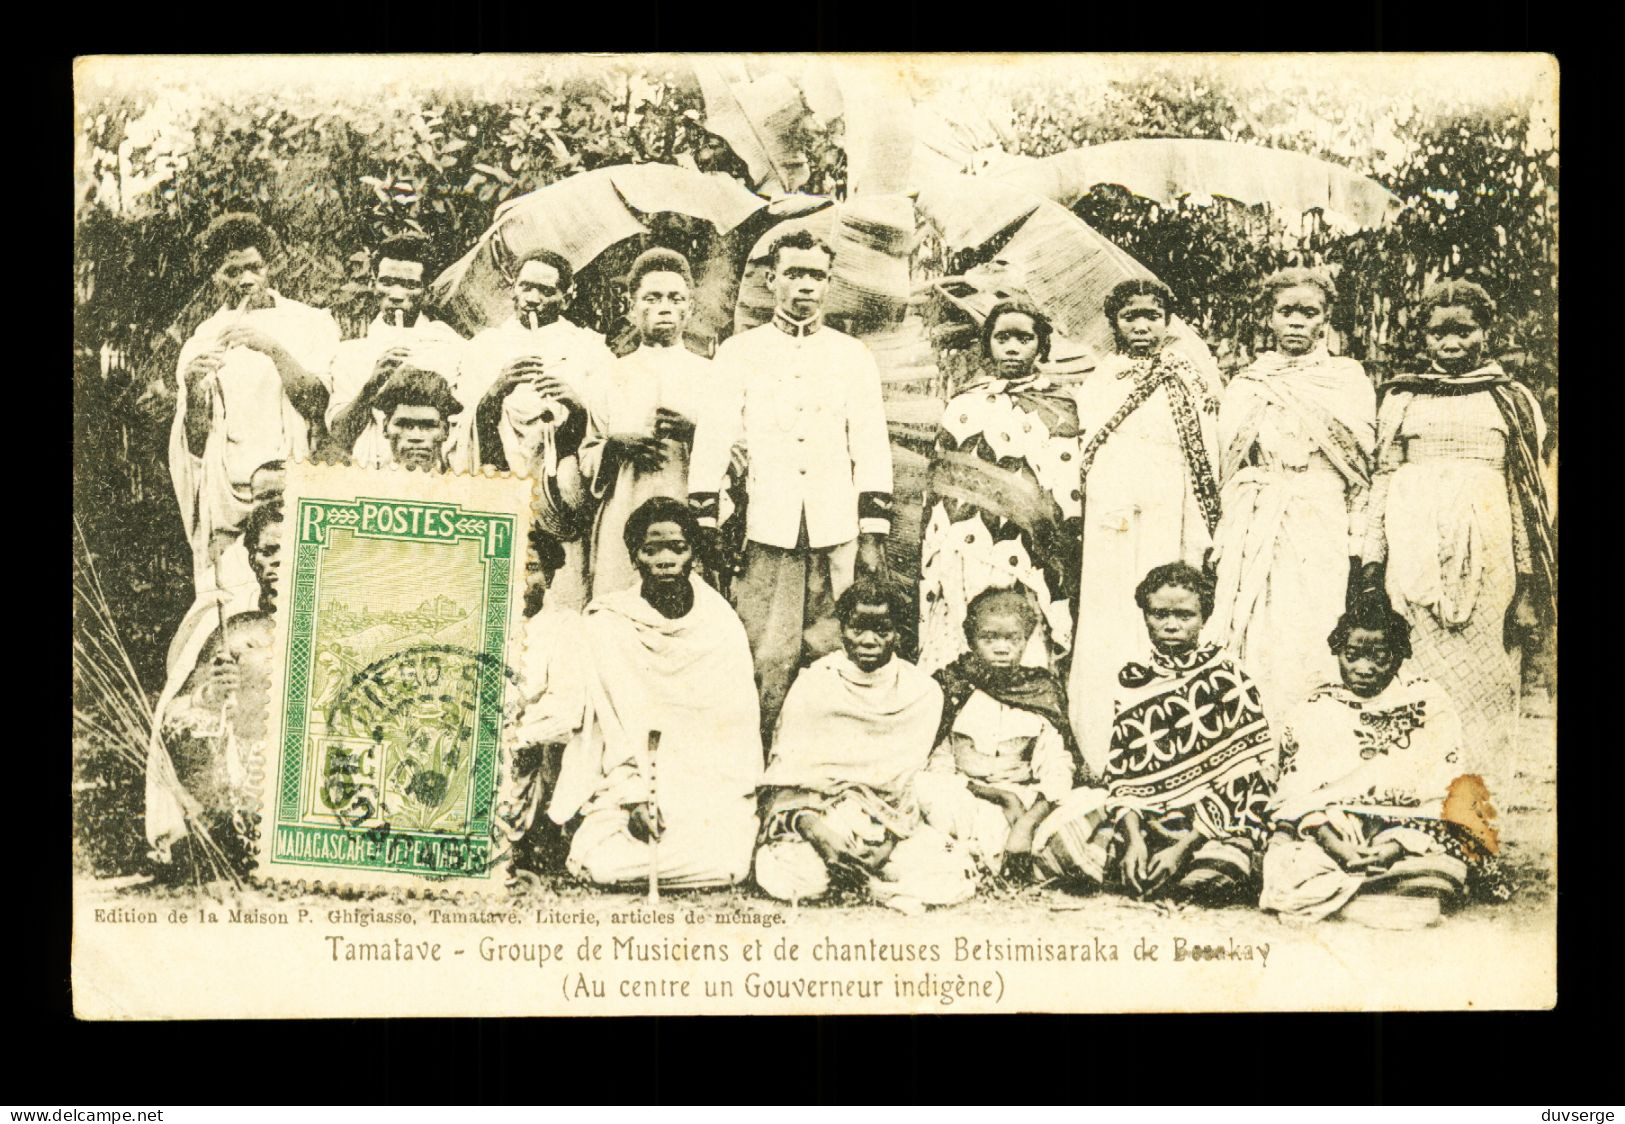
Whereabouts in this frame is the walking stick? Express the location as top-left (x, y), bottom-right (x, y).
top-left (646, 729), bottom-right (662, 903)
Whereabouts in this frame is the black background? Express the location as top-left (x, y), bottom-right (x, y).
top-left (38, 4), bottom-right (1623, 1104)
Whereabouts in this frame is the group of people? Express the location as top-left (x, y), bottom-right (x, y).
top-left (147, 208), bottom-right (1553, 923)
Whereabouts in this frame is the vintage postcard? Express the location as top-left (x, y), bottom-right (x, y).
top-left (73, 52), bottom-right (1557, 1017)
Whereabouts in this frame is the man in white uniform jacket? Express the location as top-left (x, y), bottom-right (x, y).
top-left (325, 232), bottom-right (465, 467)
top-left (169, 213), bottom-right (338, 593)
top-left (688, 230), bottom-right (894, 742)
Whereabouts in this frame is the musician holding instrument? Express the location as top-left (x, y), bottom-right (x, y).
top-left (170, 212), bottom-right (338, 593)
top-left (458, 248), bottom-right (615, 610)
top-left (547, 498), bottom-right (763, 891)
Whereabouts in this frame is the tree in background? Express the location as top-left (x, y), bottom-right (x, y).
top-left (993, 66), bottom-right (1557, 394)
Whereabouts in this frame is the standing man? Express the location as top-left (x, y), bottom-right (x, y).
top-left (579, 247), bottom-right (722, 599)
top-left (171, 213), bottom-right (339, 592)
top-left (458, 248), bottom-right (615, 610)
top-left (325, 231), bottom-right (465, 467)
top-left (688, 229), bottom-right (895, 743)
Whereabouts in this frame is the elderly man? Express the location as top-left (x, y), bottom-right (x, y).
top-left (688, 229), bottom-right (895, 741)
top-left (170, 213), bottom-right (338, 592)
top-left (325, 231), bottom-right (465, 466)
top-left (459, 248), bottom-right (615, 609)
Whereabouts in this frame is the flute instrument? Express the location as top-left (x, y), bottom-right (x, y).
top-left (646, 729), bottom-right (662, 903)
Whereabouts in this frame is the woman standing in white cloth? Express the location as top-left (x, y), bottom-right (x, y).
top-left (1206, 268), bottom-right (1376, 716)
top-left (1066, 279), bottom-right (1223, 778)
top-left (1359, 280), bottom-right (1554, 787)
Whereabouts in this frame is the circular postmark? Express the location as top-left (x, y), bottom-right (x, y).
top-left (321, 644), bottom-right (522, 849)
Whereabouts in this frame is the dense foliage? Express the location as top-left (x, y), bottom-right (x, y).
top-left (998, 68), bottom-right (1558, 387)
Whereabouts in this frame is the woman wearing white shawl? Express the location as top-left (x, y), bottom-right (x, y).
top-left (754, 579), bottom-right (976, 910)
top-left (1207, 269), bottom-right (1376, 715)
top-left (548, 498), bottom-right (762, 889)
top-left (1261, 599), bottom-right (1511, 921)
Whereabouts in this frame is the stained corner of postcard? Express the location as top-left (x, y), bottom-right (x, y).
top-left (257, 463), bottom-right (533, 890)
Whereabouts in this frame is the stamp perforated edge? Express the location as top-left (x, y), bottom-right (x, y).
top-left (250, 457), bottom-right (540, 899)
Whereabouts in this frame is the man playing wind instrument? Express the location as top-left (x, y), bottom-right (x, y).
top-left (169, 213), bottom-right (338, 594)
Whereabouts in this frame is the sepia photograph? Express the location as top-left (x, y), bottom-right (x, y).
top-left (71, 51), bottom-right (1559, 1017)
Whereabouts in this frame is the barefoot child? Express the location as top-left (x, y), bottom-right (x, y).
top-left (918, 587), bottom-right (1087, 881)
top-left (754, 578), bottom-right (975, 910)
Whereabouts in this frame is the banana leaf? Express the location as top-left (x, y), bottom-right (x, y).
top-left (430, 165), bottom-right (769, 337)
top-left (916, 174), bottom-right (1153, 356)
top-left (691, 59), bottom-right (811, 194)
top-left (993, 138), bottom-right (1402, 232)
top-left (733, 194), bottom-right (912, 332)
top-left (827, 59), bottom-right (916, 196)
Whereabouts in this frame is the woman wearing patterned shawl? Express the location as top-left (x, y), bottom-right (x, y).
top-left (1261, 598), bottom-right (1511, 922)
top-left (1067, 281), bottom-right (1224, 779)
top-left (918, 301), bottom-right (1083, 677)
top-left (1207, 269), bottom-right (1377, 716)
top-left (1047, 563), bottom-right (1275, 905)
top-left (1359, 280), bottom-right (1554, 786)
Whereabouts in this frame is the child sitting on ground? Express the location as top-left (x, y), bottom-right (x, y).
top-left (753, 578), bottom-right (976, 911)
top-left (918, 587), bottom-right (1086, 881)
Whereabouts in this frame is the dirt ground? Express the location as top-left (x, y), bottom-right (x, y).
top-left (77, 708), bottom-right (1556, 943)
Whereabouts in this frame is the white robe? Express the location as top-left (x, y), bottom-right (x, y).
top-left (578, 343), bottom-right (721, 600)
top-left (455, 316), bottom-right (614, 611)
top-left (550, 576), bottom-right (762, 887)
top-left (169, 291), bottom-right (338, 591)
top-left (325, 314), bottom-right (466, 467)
top-left (1065, 350), bottom-right (1220, 776)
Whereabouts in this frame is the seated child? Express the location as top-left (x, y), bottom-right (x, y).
top-left (1058, 562), bottom-right (1276, 905)
top-left (918, 587), bottom-right (1094, 881)
top-left (1260, 595), bottom-right (1511, 923)
top-left (753, 578), bottom-right (976, 911)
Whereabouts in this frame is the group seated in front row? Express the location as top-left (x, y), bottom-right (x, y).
top-left (503, 501), bottom-right (1511, 920)
top-left (1260, 596), bottom-right (1511, 924)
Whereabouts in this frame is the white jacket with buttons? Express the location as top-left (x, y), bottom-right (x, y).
top-left (689, 316), bottom-right (894, 550)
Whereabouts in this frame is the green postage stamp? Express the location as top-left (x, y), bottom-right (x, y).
top-left (258, 463), bottom-right (532, 890)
